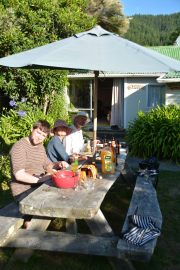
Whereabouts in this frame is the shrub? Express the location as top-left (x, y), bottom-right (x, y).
top-left (126, 105), bottom-right (180, 163)
top-left (48, 93), bottom-right (70, 124)
top-left (0, 155), bottom-right (11, 190)
top-left (0, 96), bottom-right (70, 190)
top-left (0, 96), bottom-right (70, 153)
top-left (0, 103), bottom-right (53, 154)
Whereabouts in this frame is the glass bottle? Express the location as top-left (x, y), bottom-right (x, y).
top-left (86, 140), bottom-right (91, 153)
top-left (116, 140), bottom-right (120, 155)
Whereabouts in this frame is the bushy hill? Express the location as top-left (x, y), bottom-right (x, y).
top-left (123, 13), bottom-right (180, 46)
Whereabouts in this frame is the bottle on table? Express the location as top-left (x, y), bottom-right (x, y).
top-left (111, 137), bottom-right (116, 148)
top-left (101, 145), bottom-right (115, 174)
top-left (86, 140), bottom-right (91, 153)
top-left (116, 140), bottom-right (120, 155)
top-left (111, 137), bottom-right (117, 165)
top-left (108, 141), bottom-right (116, 163)
top-left (103, 136), bottom-right (108, 147)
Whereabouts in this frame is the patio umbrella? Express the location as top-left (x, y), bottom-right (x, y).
top-left (0, 25), bottom-right (180, 147)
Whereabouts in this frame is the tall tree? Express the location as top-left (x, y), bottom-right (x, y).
top-left (87, 0), bottom-right (129, 35)
top-left (0, 0), bottom-right (94, 113)
top-left (124, 13), bottom-right (180, 46)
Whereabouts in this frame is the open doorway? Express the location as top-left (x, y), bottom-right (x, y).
top-left (97, 78), bottom-right (113, 126)
top-left (68, 77), bottom-right (124, 128)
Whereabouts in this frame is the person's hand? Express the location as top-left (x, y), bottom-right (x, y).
top-left (58, 161), bottom-right (69, 169)
top-left (78, 154), bottom-right (88, 161)
top-left (70, 153), bottom-right (80, 162)
top-left (38, 174), bottom-right (52, 183)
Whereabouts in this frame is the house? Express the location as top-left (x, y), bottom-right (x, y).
top-left (67, 46), bottom-right (180, 129)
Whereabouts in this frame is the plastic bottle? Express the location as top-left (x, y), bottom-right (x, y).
top-left (101, 146), bottom-right (115, 174)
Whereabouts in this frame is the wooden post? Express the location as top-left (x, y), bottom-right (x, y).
top-left (93, 70), bottom-right (99, 153)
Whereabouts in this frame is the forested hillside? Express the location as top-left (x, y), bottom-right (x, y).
top-left (123, 13), bottom-right (180, 46)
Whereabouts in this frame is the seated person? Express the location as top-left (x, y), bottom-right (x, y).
top-left (47, 119), bottom-right (72, 163)
top-left (9, 119), bottom-right (67, 203)
top-left (64, 111), bottom-right (89, 155)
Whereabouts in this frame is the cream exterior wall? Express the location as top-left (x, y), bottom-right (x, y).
top-left (124, 77), bottom-right (159, 128)
top-left (165, 86), bottom-right (180, 105)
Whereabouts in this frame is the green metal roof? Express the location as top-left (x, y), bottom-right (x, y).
top-left (150, 46), bottom-right (180, 61)
top-left (150, 46), bottom-right (180, 82)
top-left (162, 71), bottom-right (180, 79)
top-left (157, 71), bottom-right (180, 83)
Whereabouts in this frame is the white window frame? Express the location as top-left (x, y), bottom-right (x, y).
top-left (146, 84), bottom-right (166, 109)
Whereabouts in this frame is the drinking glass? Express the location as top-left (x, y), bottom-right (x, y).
top-left (83, 177), bottom-right (95, 191)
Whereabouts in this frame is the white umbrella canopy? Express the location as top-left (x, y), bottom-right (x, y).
top-left (0, 25), bottom-right (179, 72)
top-left (0, 25), bottom-right (180, 147)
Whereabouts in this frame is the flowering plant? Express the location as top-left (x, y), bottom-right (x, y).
top-left (9, 97), bottom-right (28, 118)
top-left (0, 98), bottom-right (54, 153)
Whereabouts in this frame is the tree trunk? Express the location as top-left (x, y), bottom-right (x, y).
top-left (43, 94), bottom-right (49, 115)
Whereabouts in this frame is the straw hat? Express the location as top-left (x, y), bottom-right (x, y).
top-left (74, 111), bottom-right (90, 123)
top-left (53, 120), bottom-right (71, 132)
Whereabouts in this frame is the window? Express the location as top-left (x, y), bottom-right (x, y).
top-left (69, 80), bottom-right (92, 108)
top-left (68, 79), bottom-right (93, 119)
top-left (147, 85), bottom-right (165, 108)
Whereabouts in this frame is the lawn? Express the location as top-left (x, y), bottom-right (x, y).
top-left (0, 170), bottom-right (180, 270)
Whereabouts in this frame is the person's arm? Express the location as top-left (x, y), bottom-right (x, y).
top-left (46, 161), bottom-right (69, 173)
top-left (54, 136), bottom-right (69, 162)
top-left (11, 140), bottom-right (52, 184)
top-left (14, 169), bottom-right (51, 184)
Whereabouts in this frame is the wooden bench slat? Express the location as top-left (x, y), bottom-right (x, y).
top-left (117, 176), bottom-right (162, 262)
top-left (0, 202), bottom-right (24, 246)
top-left (4, 229), bottom-right (119, 257)
top-left (10, 217), bottom-right (52, 263)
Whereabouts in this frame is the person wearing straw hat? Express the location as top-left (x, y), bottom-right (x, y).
top-left (64, 111), bottom-right (89, 156)
top-left (47, 119), bottom-right (72, 164)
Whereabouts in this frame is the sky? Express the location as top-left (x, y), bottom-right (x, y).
top-left (121, 0), bottom-right (180, 16)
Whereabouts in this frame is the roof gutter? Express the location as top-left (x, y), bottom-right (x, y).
top-left (68, 72), bottom-right (164, 79)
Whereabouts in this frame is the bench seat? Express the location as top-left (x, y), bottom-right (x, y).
top-left (117, 176), bottom-right (162, 262)
top-left (0, 202), bottom-right (24, 246)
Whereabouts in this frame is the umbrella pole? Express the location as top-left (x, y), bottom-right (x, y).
top-left (93, 71), bottom-right (99, 153)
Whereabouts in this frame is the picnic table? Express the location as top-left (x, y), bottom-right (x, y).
top-left (0, 150), bottom-right (162, 268)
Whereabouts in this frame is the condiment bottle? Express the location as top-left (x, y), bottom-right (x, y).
top-left (101, 145), bottom-right (115, 174)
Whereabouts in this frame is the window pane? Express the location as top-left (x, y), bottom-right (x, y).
top-left (69, 80), bottom-right (91, 108)
top-left (147, 85), bottom-right (165, 108)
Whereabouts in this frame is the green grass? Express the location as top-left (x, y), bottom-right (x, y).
top-left (0, 170), bottom-right (180, 270)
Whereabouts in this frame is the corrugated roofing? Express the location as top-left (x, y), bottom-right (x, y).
top-left (163, 71), bottom-right (180, 79)
top-left (150, 46), bottom-right (180, 61)
top-left (157, 71), bottom-right (180, 83)
top-left (150, 46), bottom-right (180, 82)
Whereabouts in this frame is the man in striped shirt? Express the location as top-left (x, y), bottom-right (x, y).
top-left (9, 119), bottom-right (68, 202)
